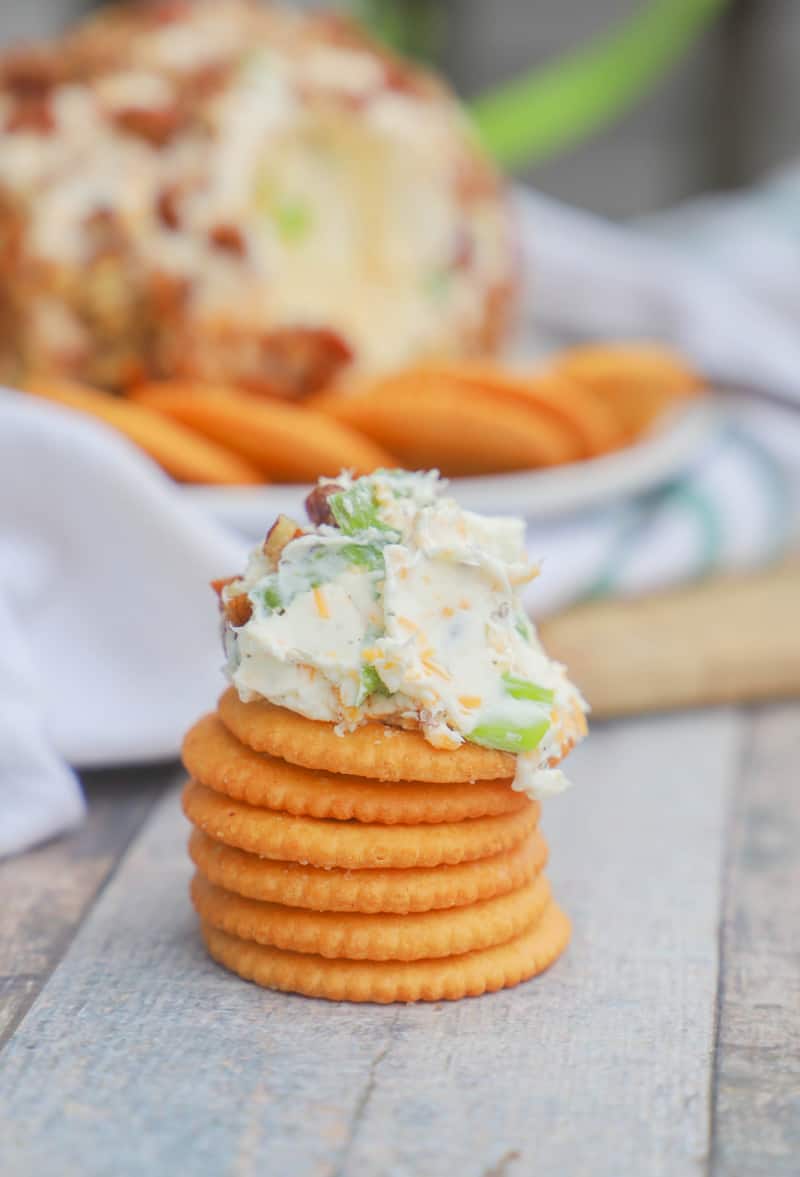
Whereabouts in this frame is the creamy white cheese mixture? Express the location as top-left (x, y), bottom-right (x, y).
top-left (222, 471), bottom-right (588, 800)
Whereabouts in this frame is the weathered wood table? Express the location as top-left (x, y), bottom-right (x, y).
top-left (1, 703), bottom-right (798, 1177)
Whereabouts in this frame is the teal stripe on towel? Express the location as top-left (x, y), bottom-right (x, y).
top-left (585, 481), bottom-right (722, 599)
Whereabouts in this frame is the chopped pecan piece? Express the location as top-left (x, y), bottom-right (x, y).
top-left (210, 576), bottom-right (252, 626)
top-left (304, 483), bottom-right (343, 526)
top-left (208, 223), bottom-right (246, 257)
top-left (156, 186), bottom-right (181, 230)
top-left (185, 63), bottom-right (231, 102)
top-left (257, 327), bottom-right (353, 399)
top-left (225, 593), bottom-right (252, 627)
top-left (263, 515), bottom-right (304, 563)
top-left (6, 96), bottom-right (55, 134)
top-left (114, 105), bottom-right (184, 147)
top-left (83, 207), bottom-right (127, 263)
top-left (149, 0), bottom-right (193, 24)
top-left (1, 48), bottom-right (61, 96)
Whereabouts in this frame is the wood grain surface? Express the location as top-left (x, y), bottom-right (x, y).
top-left (711, 704), bottom-right (800, 1176)
top-left (0, 708), bottom-right (747, 1177)
top-left (0, 763), bottom-right (172, 1047)
top-left (541, 563), bottom-right (800, 718)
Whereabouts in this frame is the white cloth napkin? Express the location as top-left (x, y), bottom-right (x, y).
top-left (0, 393), bottom-right (246, 855)
top-left (3, 179), bottom-right (800, 856)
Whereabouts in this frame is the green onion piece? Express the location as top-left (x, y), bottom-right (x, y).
top-left (514, 614), bottom-right (532, 642)
top-left (468, 719), bottom-right (549, 755)
top-left (358, 664), bottom-right (391, 704)
top-left (502, 673), bottom-right (554, 704)
top-left (330, 483), bottom-right (393, 536)
top-left (423, 268), bottom-right (451, 300)
top-left (274, 199), bottom-right (312, 243)
top-left (261, 583), bottom-right (282, 611)
top-left (341, 542), bottom-right (385, 572)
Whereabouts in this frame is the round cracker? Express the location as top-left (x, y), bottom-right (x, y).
top-left (130, 381), bottom-right (395, 480)
top-left (218, 688), bottom-right (515, 783)
top-left (200, 900), bottom-right (570, 1002)
top-left (188, 828), bottom-right (548, 913)
top-left (191, 871), bottom-right (551, 961)
top-left (25, 377), bottom-right (263, 484)
top-left (182, 782), bottom-right (539, 870)
top-left (407, 362), bottom-right (625, 458)
top-left (184, 714), bottom-right (524, 823)
top-left (314, 372), bottom-right (579, 475)
top-left (555, 343), bottom-right (703, 438)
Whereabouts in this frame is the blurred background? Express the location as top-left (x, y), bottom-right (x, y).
top-left (2, 0), bottom-right (799, 858)
top-left (3, 0), bottom-right (799, 218)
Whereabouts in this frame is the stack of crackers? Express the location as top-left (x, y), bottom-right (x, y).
top-left (182, 688), bottom-right (571, 1003)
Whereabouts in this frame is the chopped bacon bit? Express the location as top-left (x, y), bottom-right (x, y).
top-left (304, 483), bottom-right (342, 526)
top-left (114, 105), bottom-right (184, 147)
top-left (208, 223), bottom-right (246, 257)
top-left (1, 48), bottom-right (60, 97)
top-left (382, 57), bottom-right (428, 97)
top-left (148, 0), bottom-right (193, 24)
top-left (452, 227), bottom-right (474, 270)
top-left (156, 186), bottom-right (181, 230)
top-left (83, 208), bottom-right (127, 262)
top-left (185, 63), bottom-right (231, 102)
top-left (225, 593), bottom-right (252, 627)
top-left (313, 586), bottom-right (330, 619)
top-left (6, 97), bottom-right (55, 134)
top-left (148, 269), bottom-right (189, 317)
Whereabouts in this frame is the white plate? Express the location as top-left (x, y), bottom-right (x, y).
top-left (182, 399), bottom-right (719, 536)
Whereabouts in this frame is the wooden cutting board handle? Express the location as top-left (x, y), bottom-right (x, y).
top-left (539, 562), bottom-right (800, 718)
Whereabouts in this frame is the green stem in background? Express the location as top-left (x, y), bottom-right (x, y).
top-left (352, 0), bottom-right (443, 63)
top-left (469, 0), bottom-right (730, 170)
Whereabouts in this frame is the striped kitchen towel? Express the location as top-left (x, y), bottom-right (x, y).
top-left (514, 182), bottom-right (800, 616)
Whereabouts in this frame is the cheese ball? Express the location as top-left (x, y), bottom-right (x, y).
top-left (0, 0), bottom-right (516, 395)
